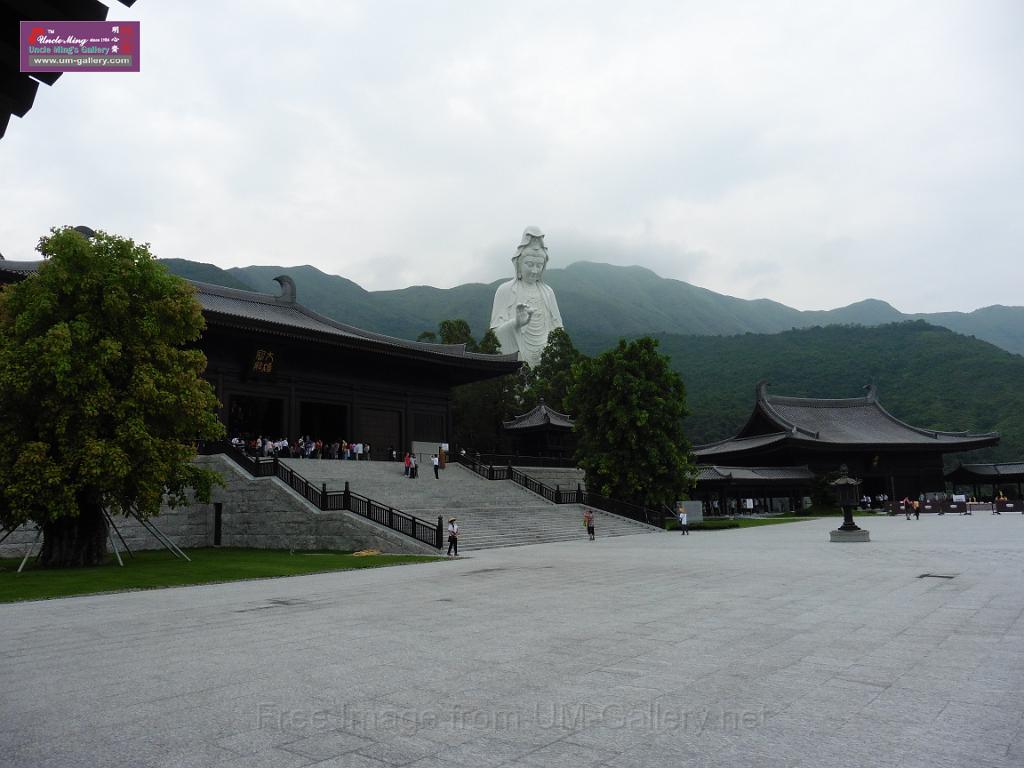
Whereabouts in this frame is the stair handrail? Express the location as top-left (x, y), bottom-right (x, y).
top-left (203, 443), bottom-right (442, 548)
top-left (503, 463), bottom-right (662, 527)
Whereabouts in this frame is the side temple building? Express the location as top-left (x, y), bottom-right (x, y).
top-left (694, 382), bottom-right (999, 502)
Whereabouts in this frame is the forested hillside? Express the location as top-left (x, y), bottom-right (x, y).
top-left (160, 259), bottom-right (1024, 355)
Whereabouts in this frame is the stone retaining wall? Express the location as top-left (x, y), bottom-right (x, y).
top-left (0, 454), bottom-right (438, 558)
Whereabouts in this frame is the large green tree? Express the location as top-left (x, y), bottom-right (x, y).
top-left (0, 228), bottom-right (225, 567)
top-left (566, 337), bottom-right (695, 507)
top-left (520, 327), bottom-right (584, 413)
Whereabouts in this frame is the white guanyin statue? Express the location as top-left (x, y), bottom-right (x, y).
top-left (489, 226), bottom-right (564, 368)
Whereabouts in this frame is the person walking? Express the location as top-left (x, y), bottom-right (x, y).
top-left (410, 454), bottom-right (418, 478)
top-left (432, 454), bottom-right (440, 479)
top-left (913, 500), bottom-right (920, 520)
top-left (403, 452), bottom-right (410, 476)
top-left (678, 508), bottom-right (688, 535)
top-left (583, 508), bottom-right (595, 540)
top-left (447, 517), bottom-right (459, 557)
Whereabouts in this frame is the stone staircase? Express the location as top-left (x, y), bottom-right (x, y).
top-left (279, 459), bottom-right (658, 551)
top-left (512, 466), bottom-right (587, 492)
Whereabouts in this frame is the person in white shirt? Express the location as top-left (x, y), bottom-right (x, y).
top-left (678, 509), bottom-right (688, 535)
top-left (432, 454), bottom-right (440, 479)
top-left (447, 517), bottom-right (459, 557)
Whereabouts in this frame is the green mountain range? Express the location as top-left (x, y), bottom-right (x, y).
top-left (162, 258), bottom-right (1023, 462)
top-left (162, 259), bottom-right (1024, 356)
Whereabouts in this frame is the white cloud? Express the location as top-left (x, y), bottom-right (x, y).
top-left (1, 0), bottom-right (1021, 313)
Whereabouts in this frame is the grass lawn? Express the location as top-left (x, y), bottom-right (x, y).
top-left (0, 548), bottom-right (443, 604)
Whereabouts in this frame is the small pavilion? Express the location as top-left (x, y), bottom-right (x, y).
top-left (502, 400), bottom-right (576, 460)
top-left (692, 465), bottom-right (815, 515)
top-left (945, 463), bottom-right (1024, 501)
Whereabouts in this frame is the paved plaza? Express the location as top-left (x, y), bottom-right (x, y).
top-left (2, 513), bottom-right (1023, 767)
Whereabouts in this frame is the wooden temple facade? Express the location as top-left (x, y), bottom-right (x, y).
top-left (0, 262), bottom-right (520, 452)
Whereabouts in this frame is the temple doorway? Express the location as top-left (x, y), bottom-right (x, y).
top-left (227, 395), bottom-right (284, 439)
top-left (299, 401), bottom-right (348, 442)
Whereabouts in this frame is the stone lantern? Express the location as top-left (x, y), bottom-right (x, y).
top-left (829, 467), bottom-right (870, 542)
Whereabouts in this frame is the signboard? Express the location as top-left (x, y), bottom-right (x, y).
top-left (252, 349), bottom-right (275, 375)
top-left (21, 21), bottom-right (140, 73)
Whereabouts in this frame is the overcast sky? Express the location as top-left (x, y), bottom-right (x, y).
top-left (2, 1), bottom-right (1021, 313)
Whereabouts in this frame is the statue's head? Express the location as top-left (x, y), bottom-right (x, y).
top-left (513, 226), bottom-right (549, 284)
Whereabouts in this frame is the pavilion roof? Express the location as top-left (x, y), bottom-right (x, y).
top-left (945, 463), bottom-right (1024, 482)
top-left (695, 382), bottom-right (999, 458)
top-left (503, 401), bottom-right (575, 431)
top-left (696, 465), bottom-right (815, 484)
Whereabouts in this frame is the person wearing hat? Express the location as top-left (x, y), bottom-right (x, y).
top-left (447, 517), bottom-right (459, 557)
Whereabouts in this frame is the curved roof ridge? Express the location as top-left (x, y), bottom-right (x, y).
top-left (503, 400), bottom-right (575, 429)
top-left (960, 462), bottom-right (1024, 471)
top-left (756, 382), bottom-right (819, 438)
top-left (748, 381), bottom-right (999, 447)
top-left (868, 396), bottom-right (998, 440)
top-left (536, 401), bottom-right (573, 420)
top-left (693, 431), bottom-right (788, 451)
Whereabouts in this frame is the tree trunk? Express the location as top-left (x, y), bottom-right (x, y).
top-left (39, 499), bottom-right (108, 568)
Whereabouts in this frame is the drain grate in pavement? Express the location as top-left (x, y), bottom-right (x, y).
top-left (234, 597), bottom-right (318, 613)
top-left (918, 573), bottom-right (957, 579)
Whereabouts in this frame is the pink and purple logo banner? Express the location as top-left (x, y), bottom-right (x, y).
top-left (20, 21), bottom-right (140, 73)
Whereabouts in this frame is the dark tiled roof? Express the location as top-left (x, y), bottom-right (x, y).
top-left (758, 383), bottom-right (996, 445)
top-left (193, 280), bottom-right (518, 364)
top-left (0, 260), bottom-right (41, 277)
top-left (945, 463), bottom-right (1024, 480)
top-left (697, 382), bottom-right (998, 458)
top-left (696, 465), bottom-right (815, 483)
top-left (694, 432), bottom-right (788, 458)
top-left (0, 260), bottom-right (519, 369)
top-left (503, 402), bottom-right (575, 430)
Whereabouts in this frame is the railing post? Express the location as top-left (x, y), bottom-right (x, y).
top-left (321, 483), bottom-right (327, 510)
top-left (273, 456), bottom-right (279, 478)
top-left (436, 516), bottom-right (444, 549)
top-left (343, 481), bottom-right (351, 510)
top-left (555, 484), bottom-right (561, 504)
top-left (488, 465), bottom-right (494, 481)
top-left (388, 507), bottom-right (394, 529)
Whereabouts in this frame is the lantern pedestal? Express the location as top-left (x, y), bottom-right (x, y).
top-left (830, 527), bottom-right (870, 542)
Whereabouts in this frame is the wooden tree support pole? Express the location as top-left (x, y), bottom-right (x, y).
top-left (17, 527), bottom-right (42, 573)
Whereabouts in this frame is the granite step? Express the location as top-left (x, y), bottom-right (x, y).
top-left (278, 459), bottom-right (660, 551)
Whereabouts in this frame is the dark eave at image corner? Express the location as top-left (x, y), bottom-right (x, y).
top-left (0, 1), bottom-right (138, 139)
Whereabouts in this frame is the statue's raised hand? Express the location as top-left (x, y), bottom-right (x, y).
top-left (515, 303), bottom-right (534, 328)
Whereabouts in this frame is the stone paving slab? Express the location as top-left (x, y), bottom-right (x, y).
top-left (2, 514), bottom-right (1024, 767)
